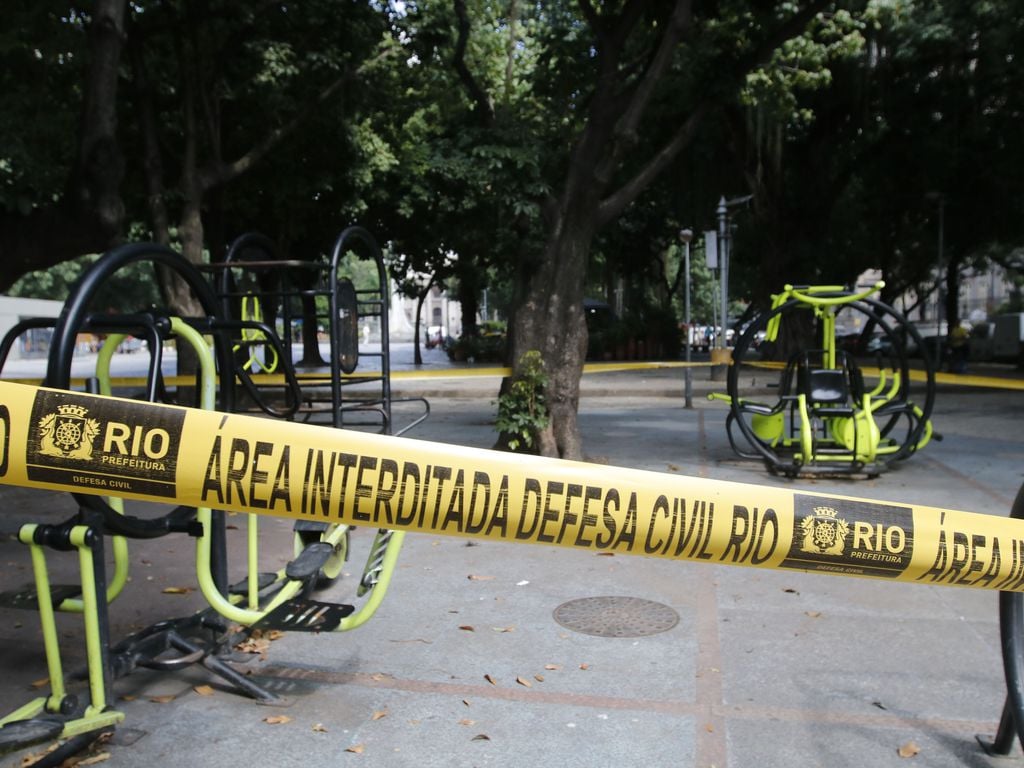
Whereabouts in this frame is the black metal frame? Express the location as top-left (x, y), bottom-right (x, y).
top-left (215, 227), bottom-right (428, 435)
top-left (980, 482), bottom-right (1024, 756)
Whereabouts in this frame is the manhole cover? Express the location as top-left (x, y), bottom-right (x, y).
top-left (552, 596), bottom-right (679, 638)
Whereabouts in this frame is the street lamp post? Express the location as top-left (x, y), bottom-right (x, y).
top-left (926, 191), bottom-right (946, 358)
top-left (679, 228), bottom-right (694, 408)
top-left (717, 197), bottom-right (729, 356)
top-left (710, 194), bottom-right (753, 380)
top-left (936, 194), bottom-right (945, 338)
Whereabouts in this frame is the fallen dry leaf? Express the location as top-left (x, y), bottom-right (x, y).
top-left (21, 744), bottom-right (60, 765)
top-left (471, 734), bottom-right (491, 742)
top-left (313, 723), bottom-right (328, 733)
top-left (492, 626), bottom-right (515, 633)
top-left (544, 664), bottom-right (561, 671)
top-left (345, 744), bottom-right (365, 754)
top-left (148, 695), bottom-right (176, 704)
top-left (458, 719), bottom-right (476, 726)
top-left (263, 715), bottom-right (292, 725)
top-left (805, 611), bottom-right (822, 618)
top-left (484, 674), bottom-right (497, 686)
top-left (462, 699), bottom-right (471, 707)
top-left (120, 695), bottom-right (137, 702)
top-left (30, 677), bottom-right (49, 689)
top-left (468, 574), bottom-right (495, 581)
top-left (77, 752), bottom-right (112, 766)
top-left (371, 709), bottom-right (388, 721)
top-left (234, 637), bottom-right (271, 654)
top-left (193, 685), bottom-right (215, 697)
top-left (579, 663), bottom-right (590, 670)
top-left (458, 625), bottom-right (475, 632)
top-left (897, 741), bottom-right (921, 758)
top-left (161, 586), bottom-right (192, 595)
top-left (516, 676), bottom-right (532, 688)
top-left (596, 552), bottom-right (615, 557)
top-left (534, 674), bottom-right (545, 683)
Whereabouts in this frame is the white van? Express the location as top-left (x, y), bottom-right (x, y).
top-left (990, 313), bottom-right (1024, 365)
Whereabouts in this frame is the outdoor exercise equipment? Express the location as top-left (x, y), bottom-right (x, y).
top-left (213, 227), bottom-right (429, 435)
top-left (0, 233), bottom-right (417, 764)
top-left (709, 282), bottom-right (937, 478)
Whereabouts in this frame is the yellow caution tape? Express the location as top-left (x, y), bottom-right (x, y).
top-left (0, 379), bottom-right (1020, 592)
top-left (0, 359), bottom-right (711, 388)
top-left (6, 360), bottom-right (1023, 391)
top-left (740, 360), bottom-right (1024, 391)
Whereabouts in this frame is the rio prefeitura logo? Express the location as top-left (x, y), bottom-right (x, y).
top-left (780, 494), bottom-right (915, 579)
top-left (800, 505), bottom-right (849, 557)
top-left (37, 403), bottom-right (101, 460)
top-left (27, 391), bottom-right (184, 498)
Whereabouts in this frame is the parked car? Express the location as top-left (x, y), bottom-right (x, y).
top-left (865, 332), bottom-right (919, 357)
top-left (989, 313), bottom-right (1024, 365)
top-left (425, 325), bottom-right (444, 349)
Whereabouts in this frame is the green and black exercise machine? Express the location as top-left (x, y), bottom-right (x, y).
top-left (0, 242), bottom-right (406, 765)
top-left (710, 282), bottom-right (936, 478)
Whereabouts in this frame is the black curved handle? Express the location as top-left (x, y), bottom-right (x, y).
top-left (991, 483), bottom-right (1024, 755)
top-left (44, 242), bottom-right (231, 410)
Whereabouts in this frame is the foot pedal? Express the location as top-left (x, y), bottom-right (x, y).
top-left (228, 572), bottom-right (278, 596)
top-left (251, 599), bottom-right (353, 633)
top-left (0, 717), bottom-right (65, 755)
top-left (285, 542), bottom-right (335, 581)
top-left (0, 584), bottom-right (83, 610)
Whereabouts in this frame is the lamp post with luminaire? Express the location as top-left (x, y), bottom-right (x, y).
top-left (678, 228), bottom-right (694, 408)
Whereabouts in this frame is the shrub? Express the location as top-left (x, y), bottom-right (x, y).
top-left (495, 350), bottom-right (549, 452)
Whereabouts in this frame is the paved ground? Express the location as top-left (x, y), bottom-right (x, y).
top-left (2, 350), bottom-right (1024, 767)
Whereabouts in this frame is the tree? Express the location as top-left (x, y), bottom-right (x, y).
top-left (722, 0), bottom-right (1024, 329)
top-left (343, 0), bottom-right (547, 377)
top-left (9, 253), bottom-right (160, 309)
top-left (498, 1), bottom-right (829, 458)
top-left (0, 1), bottom-right (127, 289)
top-left (124, 1), bottom-right (386, 312)
top-left (359, 0), bottom-right (830, 457)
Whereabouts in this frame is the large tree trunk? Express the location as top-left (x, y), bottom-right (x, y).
top-left (456, 259), bottom-right (481, 337)
top-left (509, 203), bottom-right (595, 460)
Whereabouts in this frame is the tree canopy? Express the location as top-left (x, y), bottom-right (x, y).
top-left (2, 0), bottom-right (1022, 454)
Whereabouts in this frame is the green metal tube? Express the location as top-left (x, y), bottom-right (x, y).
top-left (71, 526), bottom-right (107, 716)
top-left (20, 524), bottom-right (68, 711)
top-left (340, 531), bottom-right (406, 631)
